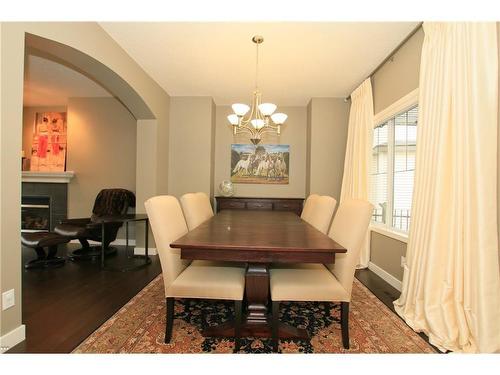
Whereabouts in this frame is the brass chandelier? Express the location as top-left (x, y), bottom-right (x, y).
top-left (227, 35), bottom-right (288, 145)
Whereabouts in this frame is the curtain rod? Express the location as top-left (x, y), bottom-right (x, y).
top-left (344, 22), bottom-right (423, 102)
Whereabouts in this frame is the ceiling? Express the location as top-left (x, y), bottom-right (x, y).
top-left (100, 22), bottom-right (419, 106)
top-left (23, 54), bottom-right (111, 107)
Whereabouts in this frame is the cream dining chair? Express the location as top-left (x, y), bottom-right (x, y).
top-left (270, 199), bottom-right (373, 352)
top-left (301, 194), bottom-right (337, 234)
top-left (144, 195), bottom-right (246, 351)
top-left (180, 192), bottom-right (214, 230)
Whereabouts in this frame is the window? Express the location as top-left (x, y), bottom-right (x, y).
top-left (370, 105), bottom-right (418, 233)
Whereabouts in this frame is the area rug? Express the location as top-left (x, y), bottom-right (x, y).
top-left (73, 275), bottom-right (435, 354)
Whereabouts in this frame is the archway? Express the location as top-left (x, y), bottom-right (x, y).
top-left (0, 23), bottom-right (170, 348)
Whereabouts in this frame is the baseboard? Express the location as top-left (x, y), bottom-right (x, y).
top-left (368, 261), bottom-right (402, 292)
top-left (0, 324), bottom-right (26, 353)
top-left (134, 247), bottom-right (157, 256)
top-left (70, 239), bottom-right (136, 246)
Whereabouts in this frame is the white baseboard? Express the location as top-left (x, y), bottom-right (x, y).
top-left (368, 261), bottom-right (402, 292)
top-left (70, 239), bottom-right (136, 246)
top-left (134, 247), bottom-right (157, 256)
top-left (0, 324), bottom-right (25, 353)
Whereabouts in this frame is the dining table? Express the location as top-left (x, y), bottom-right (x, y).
top-left (170, 209), bottom-right (346, 340)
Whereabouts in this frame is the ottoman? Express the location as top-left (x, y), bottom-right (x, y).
top-left (21, 232), bottom-right (70, 269)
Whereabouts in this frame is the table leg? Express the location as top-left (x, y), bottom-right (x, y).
top-left (145, 218), bottom-right (149, 261)
top-left (101, 223), bottom-right (105, 268)
top-left (245, 263), bottom-right (269, 324)
top-left (202, 262), bottom-right (309, 340)
top-left (126, 221), bottom-right (129, 258)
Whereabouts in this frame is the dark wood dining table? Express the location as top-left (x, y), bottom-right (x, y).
top-left (170, 209), bottom-right (346, 340)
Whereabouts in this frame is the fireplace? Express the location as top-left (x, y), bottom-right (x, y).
top-left (22, 182), bottom-right (68, 232)
top-left (21, 196), bottom-right (51, 232)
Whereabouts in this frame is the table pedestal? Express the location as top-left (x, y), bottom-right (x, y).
top-left (202, 263), bottom-right (309, 340)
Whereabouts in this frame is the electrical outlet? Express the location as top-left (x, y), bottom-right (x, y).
top-left (401, 256), bottom-right (406, 268)
top-left (2, 289), bottom-right (15, 311)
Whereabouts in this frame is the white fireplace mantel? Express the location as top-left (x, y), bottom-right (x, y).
top-left (22, 171), bottom-right (75, 184)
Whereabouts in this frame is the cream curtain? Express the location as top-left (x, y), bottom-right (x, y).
top-left (340, 78), bottom-right (374, 268)
top-left (394, 22), bottom-right (500, 353)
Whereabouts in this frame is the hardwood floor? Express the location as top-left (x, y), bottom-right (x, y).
top-left (7, 243), bottom-right (161, 353)
top-left (7, 245), bottom-right (436, 353)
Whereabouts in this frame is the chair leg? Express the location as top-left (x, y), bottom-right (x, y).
top-left (341, 302), bottom-right (350, 349)
top-left (272, 301), bottom-right (280, 352)
top-left (234, 300), bottom-right (242, 353)
top-left (165, 297), bottom-right (174, 343)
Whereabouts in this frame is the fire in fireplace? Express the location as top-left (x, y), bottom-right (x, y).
top-left (21, 196), bottom-right (51, 232)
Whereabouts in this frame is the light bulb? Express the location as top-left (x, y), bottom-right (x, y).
top-left (271, 113), bottom-right (288, 125)
top-left (232, 103), bottom-right (250, 116)
top-left (258, 103), bottom-right (277, 116)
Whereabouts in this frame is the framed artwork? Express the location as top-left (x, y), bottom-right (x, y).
top-left (231, 144), bottom-right (290, 184)
top-left (30, 112), bottom-right (67, 172)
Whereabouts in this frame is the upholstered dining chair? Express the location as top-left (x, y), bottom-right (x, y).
top-left (270, 199), bottom-right (373, 352)
top-left (180, 192), bottom-right (214, 231)
top-left (145, 195), bottom-right (246, 351)
top-left (300, 194), bottom-right (337, 234)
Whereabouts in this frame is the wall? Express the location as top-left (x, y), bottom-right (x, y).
top-left (22, 106), bottom-right (67, 157)
top-left (0, 21), bottom-right (3, 336)
top-left (1, 22), bottom-right (170, 339)
top-left (66, 97), bottom-right (136, 238)
top-left (367, 27), bottom-right (424, 282)
top-left (372, 28), bottom-right (424, 114)
top-left (213, 105), bottom-right (307, 198)
top-left (168, 97), bottom-right (215, 199)
top-left (306, 98), bottom-right (350, 202)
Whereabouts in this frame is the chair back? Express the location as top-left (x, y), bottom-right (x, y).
top-left (301, 194), bottom-right (337, 234)
top-left (91, 188), bottom-right (136, 218)
top-left (326, 199), bottom-right (373, 296)
top-left (180, 192), bottom-right (214, 230)
top-left (145, 195), bottom-right (191, 296)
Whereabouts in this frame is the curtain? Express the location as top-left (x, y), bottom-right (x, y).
top-left (340, 78), bottom-right (374, 268)
top-left (394, 22), bottom-right (500, 353)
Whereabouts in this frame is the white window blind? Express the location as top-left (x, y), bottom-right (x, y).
top-left (370, 105), bottom-right (418, 233)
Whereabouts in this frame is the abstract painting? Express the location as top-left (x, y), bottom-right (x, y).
top-left (30, 112), bottom-right (67, 172)
top-left (231, 144), bottom-right (289, 184)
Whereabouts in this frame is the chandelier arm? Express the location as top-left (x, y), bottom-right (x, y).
top-left (234, 126), bottom-right (255, 136)
top-left (259, 128), bottom-right (281, 136)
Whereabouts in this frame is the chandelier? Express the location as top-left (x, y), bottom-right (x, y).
top-left (227, 35), bottom-right (288, 145)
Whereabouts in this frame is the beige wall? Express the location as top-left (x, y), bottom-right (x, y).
top-left (1, 22), bottom-right (170, 338)
top-left (370, 232), bottom-right (406, 281)
top-left (0, 21), bottom-right (3, 334)
top-left (22, 106), bottom-right (67, 158)
top-left (306, 101), bottom-right (312, 197)
top-left (307, 98), bottom-right (350, 202)
top-left (368, 27), bottom-right (424, 282)
top-left (214, 105), bottom-right (307, 198)
top-left (66, 97), bottom-right (136, 239)
top-left (372, 28), bottom-right (424, 114)
top-left (1, 23), bottom-right (25, 338)
top-left (168, 97), bottom-right (215, 198)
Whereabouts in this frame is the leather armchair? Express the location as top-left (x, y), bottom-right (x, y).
top-left (55, 188), bottom-right (136, 260)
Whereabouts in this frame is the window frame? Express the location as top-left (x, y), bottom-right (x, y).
top-left (370, 88), bottom-right (419, 242)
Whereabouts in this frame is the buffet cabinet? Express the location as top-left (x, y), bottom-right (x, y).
top-left (215, 196), bottom-right (304, 216)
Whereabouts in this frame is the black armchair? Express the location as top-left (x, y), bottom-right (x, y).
top-left (55, 188), bottom-right (136, 260)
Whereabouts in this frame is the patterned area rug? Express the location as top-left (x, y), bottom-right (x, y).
top-left (74, 275), bottom-right (435, 353)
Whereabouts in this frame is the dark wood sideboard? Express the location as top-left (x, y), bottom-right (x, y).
top-left (215, 196), bottom-right (304, 216)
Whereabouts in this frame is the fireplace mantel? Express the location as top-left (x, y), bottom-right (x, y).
top-left (22, 171), bottom-right (75, 184)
